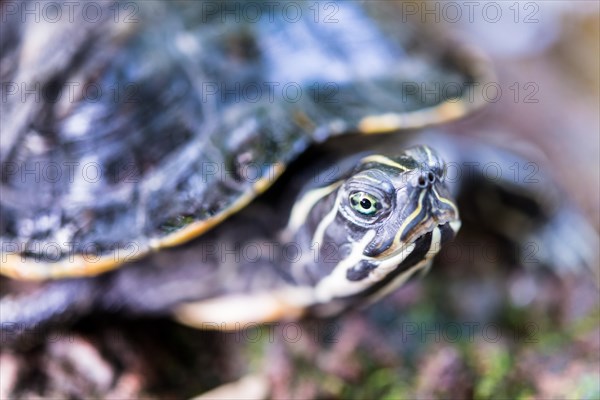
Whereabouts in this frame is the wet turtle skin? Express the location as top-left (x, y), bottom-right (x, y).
top-left (0, 0), bottom-right (489, 279)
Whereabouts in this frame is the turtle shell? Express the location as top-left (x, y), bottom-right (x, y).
top-left (0, 1), bottom-right (491, 279)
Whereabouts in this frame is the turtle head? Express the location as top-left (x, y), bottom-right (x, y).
top-left (286, 145), bottom-right (460, 313)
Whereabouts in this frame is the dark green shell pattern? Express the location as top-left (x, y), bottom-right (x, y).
top-left (0, 1), bottom-right (486, 276)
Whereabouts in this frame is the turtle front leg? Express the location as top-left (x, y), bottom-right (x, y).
top-left (0, 278), bottom-right (98, 346)
top-left (1, 211), bottom-right (297, 343)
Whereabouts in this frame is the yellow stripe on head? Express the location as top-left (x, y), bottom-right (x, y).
top-left (394, 190), bottom-right (427, 246)
top-left (422, 146), bottom-right (434, 165)
top-left (360, 155), bottom-right (410, 172)
top-left (432, 186), bottom-right (459, 217)
top-left (283, 180), bottom-right (342, 240)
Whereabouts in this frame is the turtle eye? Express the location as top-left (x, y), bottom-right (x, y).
top-left (349, 192), bottom-right (381, 216)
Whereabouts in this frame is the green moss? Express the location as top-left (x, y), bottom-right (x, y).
top-left (473, 347), bottom-right (512, 399)
top-left (239, 325), bottom-right (272, 372)
top-left (339, 368), bottom-right (410, 399)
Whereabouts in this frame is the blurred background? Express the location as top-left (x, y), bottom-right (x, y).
top-left (1, 1), bottom-right (598, 398)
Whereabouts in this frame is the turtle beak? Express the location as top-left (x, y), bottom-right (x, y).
top-left (429, 177), bottom-right (459, 225)
top-left (429, 180), bottom-right (461, 243)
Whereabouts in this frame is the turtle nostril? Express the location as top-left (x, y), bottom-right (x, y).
top-left (427, 171), bottom-right (435, 183)
top-left (418, 176), bottom-right (427, 187)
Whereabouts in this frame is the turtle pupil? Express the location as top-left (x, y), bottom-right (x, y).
top-left (360, 198), bottom-right (372, 209)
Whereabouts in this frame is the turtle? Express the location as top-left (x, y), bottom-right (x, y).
top-left (0, 0), bottom-right (597, 339)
